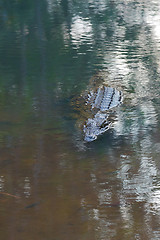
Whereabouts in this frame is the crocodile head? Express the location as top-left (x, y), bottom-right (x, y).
top-left (83, 112), bottom-right (110, 142)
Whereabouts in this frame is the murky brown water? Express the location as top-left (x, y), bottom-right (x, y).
top-left (1, 0), bottom-right (160, 239)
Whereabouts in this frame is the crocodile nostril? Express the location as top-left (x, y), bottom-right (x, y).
top-left (84, 135), bottom-right (96, 142)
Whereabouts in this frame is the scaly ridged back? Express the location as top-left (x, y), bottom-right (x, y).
top-left (86, 86), bottom-right (122, 112)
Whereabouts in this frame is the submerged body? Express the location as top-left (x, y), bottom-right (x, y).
top-left (83, 85), bottom-right (123, 142)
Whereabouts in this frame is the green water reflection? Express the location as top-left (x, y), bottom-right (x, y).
top-left (0, 0), bottom-right (160, 239)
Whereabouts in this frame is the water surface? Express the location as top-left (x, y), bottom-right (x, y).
top-left (0, 0), bottom-right (160, 239)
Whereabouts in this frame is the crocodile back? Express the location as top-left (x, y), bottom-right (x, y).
top-left (86, 86), bottom-right (122, 112)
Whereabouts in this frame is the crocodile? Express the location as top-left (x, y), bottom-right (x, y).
top-left (72, 74), bottom-right (123, 142)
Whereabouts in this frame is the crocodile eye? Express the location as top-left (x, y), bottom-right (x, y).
top-left (87, 122), bottom-right (92, 127)
top-left (100, 122), bottom-right (108, 128)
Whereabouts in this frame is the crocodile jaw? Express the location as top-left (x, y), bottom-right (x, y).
top-left (83, 112), bottom-right (110, 142)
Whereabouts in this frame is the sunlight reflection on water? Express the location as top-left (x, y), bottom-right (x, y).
top-left (71, 16), bottom-right (93, 48)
